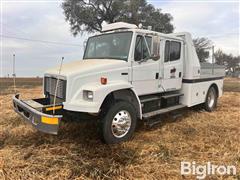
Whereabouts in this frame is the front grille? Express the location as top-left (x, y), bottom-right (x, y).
top-left (44, 77), bottom-right (66, 101)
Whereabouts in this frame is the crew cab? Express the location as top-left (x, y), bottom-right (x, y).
top-left (13, 22), bottom-right (225, 144)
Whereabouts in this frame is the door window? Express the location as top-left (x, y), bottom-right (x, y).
top-left (170, 41), bottom-right (181, 61)
top-left (164, 40), bottom-right (181, 62)
top-left (164, 40), bottom-right (170, 62)
top-left (134, 35), bottom-right (152, 61)
top-left (135, 36), bottom-right (142, 61)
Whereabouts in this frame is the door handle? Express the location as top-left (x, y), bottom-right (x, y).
top-left (179, 72), bottom-right (182, 77)
top-left (155, 73), bottom-right (159, 79)
top-left (170, 68), bottom-right (176, 73)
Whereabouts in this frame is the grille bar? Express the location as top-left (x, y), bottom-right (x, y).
top-left (44, 77), bottom-right (66, 100)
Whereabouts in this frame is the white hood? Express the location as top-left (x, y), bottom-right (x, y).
top-left (45, 59), bottom-right (127, 77)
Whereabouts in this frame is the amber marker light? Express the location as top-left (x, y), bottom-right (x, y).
top-left (41, 116), bottom-right (59, 125)
top-left (101, 77), bottom-right (107, 85)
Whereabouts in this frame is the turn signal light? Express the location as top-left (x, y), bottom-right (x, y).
top-left (101, 77), bottom-right (107, 85)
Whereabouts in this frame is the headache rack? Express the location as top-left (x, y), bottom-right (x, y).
top-left (44, 76), bottom-right (67, 102)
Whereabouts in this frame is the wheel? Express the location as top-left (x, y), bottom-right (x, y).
top-left (204, 86), bottom-right (218, 112)
top-left (99, 101), bottom-right (137, 144)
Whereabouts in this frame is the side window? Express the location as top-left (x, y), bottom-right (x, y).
top-left (164, 40), bottom-right (181, 62)
top-left (164, 40), bottom-right (170, 62)
top-left (134, 35), bottom-right (152, 61)
top-left (170, 41), bottom-right (181, 61)
top-left (134, 35), bottom-right (142, 61)
top-left (143, 36), bottom-right (152, 60)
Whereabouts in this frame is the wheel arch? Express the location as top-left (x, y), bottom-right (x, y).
top-left (100, 88), bottom-right (142, 119)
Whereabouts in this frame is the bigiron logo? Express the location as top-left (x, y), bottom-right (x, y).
top-left (180, 161), bottom-right (237, 179)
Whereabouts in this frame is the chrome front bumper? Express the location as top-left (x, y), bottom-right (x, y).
top-left (12, 94), bottom-right (63, 135)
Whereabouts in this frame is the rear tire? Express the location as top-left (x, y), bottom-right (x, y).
top-left (204, 86), bottom-right (218, 112)
top-left (99, 101), bottom-right (137, 144)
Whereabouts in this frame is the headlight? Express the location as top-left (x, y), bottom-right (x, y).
top-left (83, 90), bottom-right (93, 100)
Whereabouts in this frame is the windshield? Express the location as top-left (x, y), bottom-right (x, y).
top-left (83, 32), bottom-right (133, 61)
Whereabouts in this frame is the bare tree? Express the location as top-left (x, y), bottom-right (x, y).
top-left (215, 49), bottom-right (240, 73)
top-left (193, 37), bottom-right (212, 62)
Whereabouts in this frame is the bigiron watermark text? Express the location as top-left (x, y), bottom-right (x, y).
top-left (181, 161), bottom-right (237, 179)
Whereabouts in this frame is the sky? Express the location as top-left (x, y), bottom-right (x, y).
top-left (1, 0), bottom-right (239, 77)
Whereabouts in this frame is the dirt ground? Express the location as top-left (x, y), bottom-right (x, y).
top-left (0, 78), bottom-right (239, 179)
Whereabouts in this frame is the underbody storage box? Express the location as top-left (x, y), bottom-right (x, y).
top-left (12, 94), bottom-right (63, 135)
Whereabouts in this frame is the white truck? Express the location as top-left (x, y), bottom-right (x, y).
top-left (13, 22), bottom-right (225, 144)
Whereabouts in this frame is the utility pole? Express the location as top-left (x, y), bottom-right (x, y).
top-left (13, 54), bottom-right (16, 77)
top-left (212, 46), bottom-right (214, 75)
top-left (13, 54), bottom-right (16, 93)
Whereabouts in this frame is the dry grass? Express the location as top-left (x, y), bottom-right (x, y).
top-left (224, 78), bottom-right (240, 92)
top-left (0, 78), bottom-right (42, 94)
top-left (0, 79), bottom-right (239, 179)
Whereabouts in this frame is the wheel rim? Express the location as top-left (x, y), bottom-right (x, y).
top-left (207, 89), bottom-right (215, 108)
top-left (111, 110), bottom-right (132, 138)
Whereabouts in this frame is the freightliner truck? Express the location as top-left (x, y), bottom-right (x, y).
top-left (13, 22), bottom-right (225, 144)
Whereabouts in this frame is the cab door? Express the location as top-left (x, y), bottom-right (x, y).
top-left (162, 39), bottom-right (183, 91)
top-left (131, 34), bottom-right (160, 95)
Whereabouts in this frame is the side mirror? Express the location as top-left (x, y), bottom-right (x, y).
top-left (151, 36), bottom-right (160, 61)
top-left (83, 39), bottom-right (87, 51)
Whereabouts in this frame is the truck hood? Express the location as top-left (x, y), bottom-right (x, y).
top-left (45, 59), bottom-right (128, 77)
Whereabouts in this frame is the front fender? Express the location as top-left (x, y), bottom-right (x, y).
top-left (63, 81), bottom-right (135, 113)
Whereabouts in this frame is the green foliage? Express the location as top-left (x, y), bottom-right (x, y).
top-left (62, 0), bottom-right (174, 36)
top-left (193, 37), bottom-right (212, 62)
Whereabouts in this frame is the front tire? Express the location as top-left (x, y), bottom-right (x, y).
top-left (204, 86), bottom-right (218, 112)
top-left (99, 101), bottom-right (137, 144)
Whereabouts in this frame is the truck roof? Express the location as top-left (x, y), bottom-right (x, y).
top-left (99, 22), bottom-right (184, 41)
top-left (95, 28), bottom-right (184, 41)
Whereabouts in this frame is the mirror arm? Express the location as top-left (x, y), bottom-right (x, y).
top-left (143, 36), bottom-right (151, 56)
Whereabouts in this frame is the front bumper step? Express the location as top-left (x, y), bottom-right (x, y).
top-left (12, 94), bottom-right (63, 135)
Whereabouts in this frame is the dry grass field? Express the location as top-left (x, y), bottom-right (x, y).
top-left (0, 78), bottom-right (239, 179)
top-left (0, 78), bottom-right (42, 94)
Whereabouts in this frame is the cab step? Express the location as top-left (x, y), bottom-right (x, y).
top-left (142, 104), bottom-right (186, 119)
top-left (144, 117), bottom-right (162, 128)
top-left (140, 96), bottom-right (160, 103)
top-left (161, 93), bottom-right (183, 99)
top-left (144, 111), bottom-right (184, 127)
top-left (140, 93), bottom-right (183, 104)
